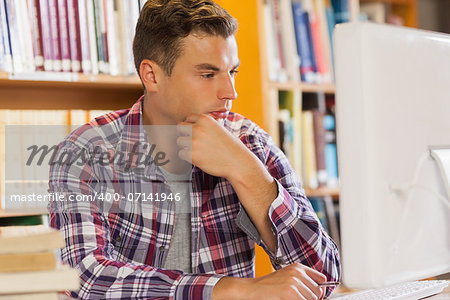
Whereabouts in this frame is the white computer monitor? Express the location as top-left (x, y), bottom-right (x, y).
top-left (334, 22), bottom-right (450, 289)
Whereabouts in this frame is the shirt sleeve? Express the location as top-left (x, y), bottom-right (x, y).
top-left (239, 131), bottom-right (341, 297)
top-left (48, 141), bottom-right (224, 300)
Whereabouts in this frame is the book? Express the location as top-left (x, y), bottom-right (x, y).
top-left (14, 0), bottom-right (35, 73)
top-left (279, 0), bottom-right (301, 82)
top-left (57, 0), bottom-right (72, 72)
top-left (313, 110), bottom-right (327, 187)
top-left (269, 0), bottom-right (288, 82)
top-left (38, 0), bottom-right (53, 71)
top-left (263, 0), bottom-right (282, 82)
top-left (67, 0), bottom-right (82, 72)
top-left (27, 0), bottom-right (44, 71)
top-left (278, 109), bottom-right (291, 157)
top-left (94, 0), bottom-right (108, 74)
top-left (323, 114), bottom-right (338, 187)
top-left (104, 0), bottom-right (118, 75)
top-left (48, 0), bottom-right (62, 72)
top-left (331, 0), bottom-right (350, 24)
top-left (279, 90), bottom-right (302, 175)
top-left (86, 0), bottom-right (99, 75)
top-left (0, 0), bottom-right (13, 72)
top-left (292, 2), bottom-right (315, 83)
top-left (0, 225), bottom-right (64, 254)
top-left (78, 0), bottom-right (92, 74)
top-left (0, 265), bottom-right (79, 294)
top-left (302, 110), bottom-right (318, 189)
top-left (0, 251), bottom-right (56, 272)
top-left (314, 0), bottom-right (334, 83)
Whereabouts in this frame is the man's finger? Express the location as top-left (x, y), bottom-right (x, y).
top-left (178, 148), bottom-right (192, 163)
top-left (297, 272), bottom-right (323, 299)
top-left (177, 136), bottom-right (192, 149)
top-left (304, 266), bottom-right (327, 284)
top-left (176, 124), bottom-right (192, 136)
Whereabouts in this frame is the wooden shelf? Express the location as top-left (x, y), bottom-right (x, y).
top-left (267, 81), bottom-right (336, 94)
top-left (360, 0), bottom-right (413, 4)
top-left (304, 187), bottom-right (340, 199)
top-left (0, 72), bottom-right (143, 110)
top-left (0, 209), bottom-right (44, 219)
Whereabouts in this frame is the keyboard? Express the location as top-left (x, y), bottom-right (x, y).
top-left (335, 280), bottom-right (448, 300)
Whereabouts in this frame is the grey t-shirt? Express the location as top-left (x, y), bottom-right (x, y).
top-left (160, 167), bottom-right (192, 273)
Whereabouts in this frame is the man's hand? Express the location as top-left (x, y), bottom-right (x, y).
top-left (178, 113), bottom-right (279, 252)
top-left (177, 114), bottom-right (251, 179)
top-left (212, 262), bottom-right (327, 300)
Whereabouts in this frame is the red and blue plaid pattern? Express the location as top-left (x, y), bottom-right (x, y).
top-left (48, 96), bottom-right (340, 299)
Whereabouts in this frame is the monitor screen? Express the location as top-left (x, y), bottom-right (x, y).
top-left (334, 22), bottom-right (450, 289)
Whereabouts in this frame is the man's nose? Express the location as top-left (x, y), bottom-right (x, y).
top-left (218, 74), bottom-right (238, 101)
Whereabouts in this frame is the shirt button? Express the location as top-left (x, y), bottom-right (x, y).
top-left (274, 258), bottom-right (284, 266)
top-left (115, 235), bottom-right (122, 243)
top-left (159, 245), bottom-right (165, 252)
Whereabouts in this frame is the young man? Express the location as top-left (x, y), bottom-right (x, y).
top-left (48, 0), bottom-right (340, 299)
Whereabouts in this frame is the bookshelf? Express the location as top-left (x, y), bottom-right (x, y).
top-left (0, 72), bottom-right (142, 110)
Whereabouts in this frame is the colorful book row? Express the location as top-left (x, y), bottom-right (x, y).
top-left (0, 0), bottom-right (147, 76)
top-left (263, 0), bottom-right (350, 84)
top-left (278, 90), bottom-right (338, 190)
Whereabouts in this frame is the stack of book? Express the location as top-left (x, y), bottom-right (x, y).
top-left (0, 225), bottom-right (79, 299)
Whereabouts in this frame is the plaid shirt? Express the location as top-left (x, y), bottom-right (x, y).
top-left (48, 97), bottom-right (340, 299)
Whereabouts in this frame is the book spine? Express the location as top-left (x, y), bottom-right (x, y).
top-left (0, 0), bottom-right (13, 72)
top-left (104, 0), bottom-right (117, 75)
top-left (270, 0), bottom-right (287, 82)
top-left (6, 0), bottom-right (24, 73)
top-left (93, 0), bottom-right (105, 73)
top-left (279, 0), bottom-right (300, 82)
top-left (85, 0), bottom-right (98, 74)
top-left (28, 0), bottom-right (44, 71)
top-left (302, 110), bottom-right (318, 189)
top-left (303, 12), bottom-right (319, 82)
top-left (308, 7), bottom-right (325, 84)
top-left (0, 13), bottom-right (4, 71)
top-left (323, 114), bottom-right (338, 187)
top-left (100, 0), bottom-right (108, 74)
top-left (57, 0), bottom-right (71, 72)
top-left (314, 0), bottom-right (334, 83)
top-left (331, 0), bottom-right (350, 24)
top-left (292, 2), bottom-right (315, 83)
top-left (78, 0), bottom-right (92, 74)
top-left (325, 4), bottom-right (335, 71)
top-left (313, 110), bottom-right (327, 187)
top-left (127, 0), bottom-right (139, 75)
top-left (67, 0), bottom-right (81, 72)
top-left (38, 0), bottom-right (53, 71)
top-left (48, 0), bottom-right (61, 71)
top-left (15, 0), bottom-right (35, 73)
top-left (116, 0), bottom-right (127, 75)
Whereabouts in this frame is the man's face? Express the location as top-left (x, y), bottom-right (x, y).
top-left (149, 33), bottom-right (240, 124)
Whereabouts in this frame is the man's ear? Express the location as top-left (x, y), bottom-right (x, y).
top-left (140, 59), bottom-right (163, 92)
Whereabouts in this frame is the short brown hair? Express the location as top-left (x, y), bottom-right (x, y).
top-left (133, 0), bottom-right (238, 78)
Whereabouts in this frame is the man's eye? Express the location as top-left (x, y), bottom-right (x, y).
top-left (201, 73), bottom-right (214, 79)
top-left (230, 70), bottom-right (239, 77)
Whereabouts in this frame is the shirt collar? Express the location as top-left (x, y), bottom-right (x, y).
top-left (113, 96), bottom-right (164, 181)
